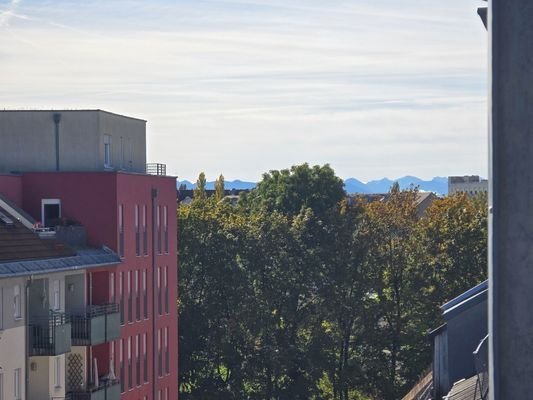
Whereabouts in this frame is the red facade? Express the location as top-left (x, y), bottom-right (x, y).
top-left (8, 171), bottom-right (178, 400)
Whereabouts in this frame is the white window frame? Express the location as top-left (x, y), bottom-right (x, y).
top-left (13, 369), bottom-right (20, 400)
top-left (54, 357), bottom-right (61, 388)
top-left (41, 199), bottom-right (61, 227)
top-left (110, 273), bottom-right (115, 302)
top-left (104, 134), bottom-right (112, 168)
top-left (0, 287), bottom-right (3, 330)
top-left (0, 372), bottom-right (4, 400)
top-left (53, 280), bottom-right (61, 311)
top-left (13, 285), bottom-right (21, 320)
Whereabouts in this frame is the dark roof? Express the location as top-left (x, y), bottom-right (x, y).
top-left (441, 280), bottom-right (488, 320)
top-left (0, 247), bottom-right (120, 278)
top-left (444, 375), bottom-right (482, 400)
top-left (0, 206), bottom-right (75, 262)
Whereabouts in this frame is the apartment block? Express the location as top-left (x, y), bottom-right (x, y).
top-left (448, 175), bottom-right (488, 197)
top-left (0, 110), bottom-right (178, 400)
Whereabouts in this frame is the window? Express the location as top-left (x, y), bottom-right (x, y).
top-left (120, 136), bottom-right (125, 170)
top-left (128, 336), bottom-right (133, 389)
top-left (165, 387), bottom-right (169, 400)
top-left (142, 205), bottom-right (148, 256)
top-left (54, 357), bottom-right (61, 388)
top-left (104, 134), bottom-right (112, 168)
top-left (13, 369), bottom-right (20, 400)
top-left (41, 199), bottom-right (61, 228)
top-left (158, 329), bottom-right (162, 377)
top-left (13, 285), bottom-right (21, 319)
top-left (163, 205), bottom-right (168, 253)
top-left (53, 280), bottom-right (60, 311)
top-left (143, 270), bottom-right (148, 319)
top-left (135, 205), bottom-right (140, 256)
top-left (157, 205), bottom-right (162, 254)
top-left (119, 273), bottom-right (124, 325)
top-left (0, 288), bottom-right (3, 330)
top-left (135, 270), bottom-right (140, 321)
top-left (165, 327), bottom-right (169, 374)
top-left (128, 337), bottom-right (132, 389)
top-left (110, 273), bottom-right (115, 303)
top-left (157, 268), bottom-right (162, 316)
top-left (119, 340), bottom-right (124, 393)
top-left (0, 373), bottom-right (4, 400)
top-left (127, 271), bottom-right (132, 323)
top-left (135, 335), bottom-right (140, 386)
top-left (164, 266), bottom-right (168, 314)
top-left (118, 205), bottom-right (124, 258)
top-left (143, 333), bottom-right (148, 383)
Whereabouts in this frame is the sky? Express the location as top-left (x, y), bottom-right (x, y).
top-left (0, 0), bottom-right (488, 182)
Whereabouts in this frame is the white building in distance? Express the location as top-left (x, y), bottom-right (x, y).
top-left (448, 176), bottom-right (488, 196)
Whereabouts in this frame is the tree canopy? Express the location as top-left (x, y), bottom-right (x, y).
top-left (178, 167), bottom-right (488, 400)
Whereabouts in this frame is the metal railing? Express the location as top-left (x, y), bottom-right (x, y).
top-left (29, 311), bottom-right (71, 356)
top-left (474, 335), bottom-right (489, 400)
top-left (146, 163), bottom-right (167, 176)
top-left (71, 304), bottom-right (120, 346)
top-left (66, 378), bottom-right (120, 400)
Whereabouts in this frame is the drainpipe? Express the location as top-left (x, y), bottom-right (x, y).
top-left (151, 187), bottom-right (158, 400)
top-left (53, 113), bottom-right (61, 171)
top-left (25, 277), bottom-right (32, 400)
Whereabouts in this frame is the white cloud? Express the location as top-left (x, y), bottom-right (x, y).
top-left (0, 0), bottom-right (488, 181)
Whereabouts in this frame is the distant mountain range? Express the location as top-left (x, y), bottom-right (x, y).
top-left (178, 176), bottom-right (449, 195)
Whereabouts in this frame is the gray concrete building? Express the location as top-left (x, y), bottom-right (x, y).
top-left (448, 176), bottom-right (488, 197)
top-left (0, 110), bottom-right (146, 174)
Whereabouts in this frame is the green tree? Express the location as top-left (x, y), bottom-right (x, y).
top-left (215, 174), bottom-right (225, 201)
top-left (241, 163), bottom-right (345, 217)
top-left (194, 172), bottom-right (207, 200)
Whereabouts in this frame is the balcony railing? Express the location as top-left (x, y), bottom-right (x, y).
top-left (146, 163), bottom-right (167, 176)
top-left (29, 311), bottom-right (71, 356)
top-left (66, 379), bottom-right (120, 400)
top-left (71, 304), bottom-right (120, 346)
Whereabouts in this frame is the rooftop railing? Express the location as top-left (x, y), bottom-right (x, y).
top-left (146, 163), bottom-right (167, 176)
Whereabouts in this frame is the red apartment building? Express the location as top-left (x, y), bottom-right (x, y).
top-left (0, 110), bottom-right (178, 400)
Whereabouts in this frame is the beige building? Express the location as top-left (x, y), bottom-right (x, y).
top-left (0, 110), bottom-right (147, 174)
top-left (0, 201), bottom-right (121, 400)
top-left (448, 175), bottom-right (488, 197)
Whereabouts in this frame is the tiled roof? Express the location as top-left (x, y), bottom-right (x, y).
top-left (0, 247), bottom-right (121, 278)
top-left (0, 206), bottom-right (75, 262)
top-left (444, 376), bottom-right (482, 400)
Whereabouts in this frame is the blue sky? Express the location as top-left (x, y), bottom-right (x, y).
top-left (0, 0), bottom-right (488, 182)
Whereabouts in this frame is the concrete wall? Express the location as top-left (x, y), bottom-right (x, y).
top-left (0, 277), bottom-right (26, 400)
top-left (0, 174), bottom-right (23, 206)
top-left (446, 299), bottom-right (487, 387)
top-left (0, 110), bottom-right (146, 174)
top-left (28, 356), bottom-right (50, 400)
top-left (99, 111), bottom-right (146, 173)
top-left (65, 273), bottom-right (86, 315)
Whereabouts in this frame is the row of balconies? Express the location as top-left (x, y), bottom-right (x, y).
top-left (28, 303), bottom-right (120, 356)
top-left (29, 305), bottom-right (121, 400)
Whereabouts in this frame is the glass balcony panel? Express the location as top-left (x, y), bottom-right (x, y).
top-left (71, 304), bottom-right (120, 346)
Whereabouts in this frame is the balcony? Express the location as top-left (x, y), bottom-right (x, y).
top-left (66, 379), bottom-right (120, 400)
top-left (146, 163), bottom-right (167, 176)
top-left (29, 311), bottom-right (71, 356)
top-left (71, 304), bottom-right (120, 346)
